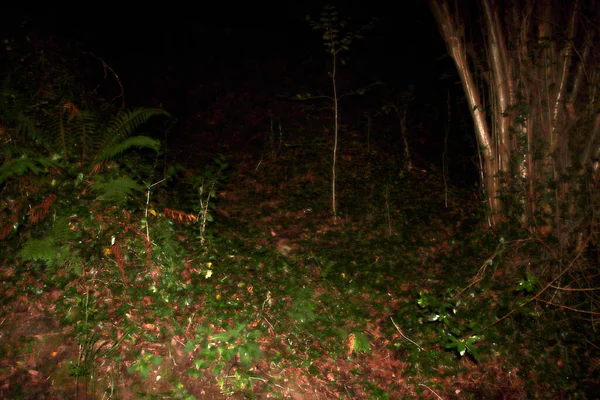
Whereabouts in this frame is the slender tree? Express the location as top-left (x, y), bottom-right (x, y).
top-left (307, 5), bottom-right (373, 219)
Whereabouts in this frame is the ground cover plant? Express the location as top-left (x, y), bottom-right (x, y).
top-left (1, 4), bottom-right (599, 399)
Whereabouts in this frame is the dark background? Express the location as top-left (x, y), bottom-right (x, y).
top-left (1, 2), bottom-right (478, 185)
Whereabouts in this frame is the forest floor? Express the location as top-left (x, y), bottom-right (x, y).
top-left (1, 135), bottom-right (598, 399)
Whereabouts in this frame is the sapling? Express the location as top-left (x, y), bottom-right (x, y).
top-left (305, 5), bottom-right (374, 220)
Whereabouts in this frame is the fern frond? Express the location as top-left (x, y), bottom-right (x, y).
top-left (18, 216), bottom-right (74, 262)
top-left (54, 105), bottom-right (101, 160)
top-left (73, 109), bottom-right (101, 160)
top-left (18, 237), bottom-right (58, 262)
top-left (12, 111), bottom-right (43, 144)
top-left (102, 108), bottom-right (170, 150)
top-left (350, 332), bottom-right (371, 355)
top-left (45, 101), bottom-right (91, 158)
top-left (95, 136), bottom-right (161, 164)
top-left (1, 142), bottom-right (42, 160)
top-left (91, 176), bottom-right (143, 206)
top-left (0, 156), bottom-right (55, 185)
top-left (0, 82), bottom-right (44, 144)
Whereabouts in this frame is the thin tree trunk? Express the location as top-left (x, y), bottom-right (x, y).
top-left (429, 0), bottom-right (502, 225)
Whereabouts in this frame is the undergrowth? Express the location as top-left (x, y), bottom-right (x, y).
top-left (0, 32), bottom-right (598, 400)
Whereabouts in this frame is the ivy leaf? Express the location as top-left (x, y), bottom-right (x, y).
top-left (184, 340), bottom-right (196, 353)
top-left (139, 363), bottom-right (150, 379)
top-left (239, 345), bottom-right (252, 369)
top-left (457, 342), bottom-right (466, 357)
top-left (150, 355), bottom-right (162, 365)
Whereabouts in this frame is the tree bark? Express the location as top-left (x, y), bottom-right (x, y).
top-left (428, 0), bottom-right (600, 237)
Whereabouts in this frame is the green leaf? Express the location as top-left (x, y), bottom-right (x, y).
top-left (211, 332), bottom-right (231, 342)
top-left (201, 352), bottom-right (217, 363)
top-left (150, 355), bottom-right (162, 365)
top-left (184, 340), bottom-right (196, 353)
top-left (196, 325), bottom-right (211, 334)
top-left (139, 363), bottom-right (150, 379)
top-left (457, 342), bottom-right (466, 357)
top-left (186, 368), bottom-right (203, 378)
top-left (247, 330), bottom-right (261, 340)
top-left (212, 363), bottom-right (223, 377)
top-left (221, 347), bottom-right (236, 362)
top-left (466, 343), bottom-right (480, 360)
top-left (426, 314), bottom-right (439, 322)
top-left (239, 346), bottom-right (252, 369)
top-left (248, 344), bottom-right (264, 360)
top-left (194, 359), bottom-right (211, 369)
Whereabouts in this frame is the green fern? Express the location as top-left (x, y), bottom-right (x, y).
top-left (1, 79), bottom-right (170, 213)
top-left (73, 109), bottom-right (101, 161)
top-left (0, 82), bottom-right (44, 146)
top-left (17, 216), bottom-right (77, 267)
top-left (91, 176), bottom-right (144, 206)
top-left (2, 78), bottom-right (170, 165)
top-left (351, 332), bottom-right (371, 354)
top-left (18, 237), bottom-right (60, 262)
top-left (101, 108), bottom-right (170, 151)
top-left (19, 240), bottom-right (83, 276)
top-left (46, 105), bottom-right (99, 160)
top-left (0, 156), bottom-right (55, 185)
top-left (96, 135), bottom-right (161, 163)
top-left (7, 92), bottom-right (168, 165)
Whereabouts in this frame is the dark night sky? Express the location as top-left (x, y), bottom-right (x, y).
top-left (2, 2), bottom-right (446, 92)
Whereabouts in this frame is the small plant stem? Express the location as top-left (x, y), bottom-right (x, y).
top-left (144, 178), bottom-right (166, 241)
top-left (391, 317), bottom-right (422, 351)
top-left (198, 184), bottom-right (209, 245)
top-left (197, 162), bottom-right (225, 244)
top-left (366, 114), bottom-right (371, 153)
top-left (269, 112), bottom-right (283, 161)
top-left (443, 92), bottom-right (450, 208)
top-left (255, 153), bottom-right (263, 172)
top-left (198, 181), bottom-right (216, 244)
top-left (385, 185), bottom-right (393, 236)
top-left (391, 104), bottom-right (412, 171)
top-left (331, 36), bottom-right (339, 220)
top-left (419, 383), bottom-right (444, 399)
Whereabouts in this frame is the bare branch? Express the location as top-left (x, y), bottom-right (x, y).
top-left (83, 52), bottom-right (126, 110)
